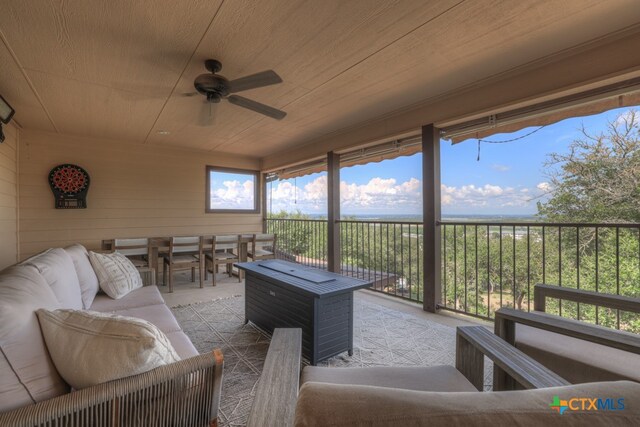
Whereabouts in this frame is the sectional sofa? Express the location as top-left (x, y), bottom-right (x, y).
top-left (0, 244), bottom-right (222, 427)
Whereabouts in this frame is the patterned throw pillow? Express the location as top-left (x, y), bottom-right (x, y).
top-left (88, 251), bottom-right (143, 299)
top-left (36, 309), bottom-right (180, 389)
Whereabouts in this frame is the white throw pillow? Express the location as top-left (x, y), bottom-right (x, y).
top-left (64, 244), bottom-right (100, 308)
top-left (88, 251), bottom-right (143, 299)
top-left (36, 309), bottom-right (180, 389)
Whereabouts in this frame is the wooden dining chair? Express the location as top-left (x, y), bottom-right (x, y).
top-left (248, 233), bottom-right (277, 261)
top-left (162, 236), bottom-right (204, 293)
top-left (111, 238), bottom-right (155, 286)
top-left (204, 235), bottom-right (242, 286)
top-left (112, 238), bottom-right (151, 267)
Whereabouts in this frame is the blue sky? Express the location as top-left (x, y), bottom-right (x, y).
top-left (266, 106), bottom-right (634, 216)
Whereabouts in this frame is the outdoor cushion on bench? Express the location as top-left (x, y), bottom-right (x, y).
top-left (294, 380), bottom-right (640, 426)
top-left (516, 324), bottom-right (640, 384)
top-left (302, 365), bottom-right (477, 393)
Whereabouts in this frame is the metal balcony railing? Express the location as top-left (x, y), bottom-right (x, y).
top-left (265, 218), bottom-right (640, 332)
top-left (265, 218), bottom-right (423, 303)
top-left (266, 218), bottom-right (328, 269)
top-left (440, 221), bottom-right (640, 332)
top-left (338, 220), bottom-right (423, 303)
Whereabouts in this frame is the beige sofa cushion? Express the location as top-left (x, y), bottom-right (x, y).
top-left (20, 248), bottom-right (83, 309)
top-left (0, 265), bottom-right (69, 412)
top-left (108, 304), bottom-right (183, 334)
top-left (64, 244), bottom-right (100, 309)
top-left (302, 365), bottom-right (477, 392)
top-left (89, 251), bottom-right (142, 299)
top-left (91, 286), bottom-right (198, 359)
top-left (165, 331), bottom-right (200, 359)
top-left (36, 309), bottom-right (180, 389)
top-left (90, 285), bottom-right (165, 312)
top-left (515, 324), bottom-right (640, 383)
top-left (90, 285), bottom-right (199, 359)
top-left (295, 380), bottom-right (640, 426)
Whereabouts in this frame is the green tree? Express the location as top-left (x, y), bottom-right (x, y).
top-left (534, 110), bottom-right (640, 332)
top-left (267, 210), bottom-right (316, 256)
top-left (537, 110), bottom-right (640, 223)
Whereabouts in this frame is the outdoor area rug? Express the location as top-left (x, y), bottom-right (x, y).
top-left (171, 294), bottom-right (492, 427)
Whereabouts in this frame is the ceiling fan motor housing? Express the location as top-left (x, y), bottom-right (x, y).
top-left (194, 73), bottom-right (230, 101)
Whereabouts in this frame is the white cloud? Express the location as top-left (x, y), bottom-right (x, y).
top-left (440, 183), bottom-right (531, 208)
top-left (268, 176), bottom-right (551, 215)
top-left (211, 179), bottom-right (255, 209)
top-left (268, 176), bottom-right (422, 213)
top-left (303, 175), bottom-right (327, 205)
top-left (536, 182), bottom-right (551, 192)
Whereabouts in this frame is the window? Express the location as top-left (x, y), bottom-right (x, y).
top-left (206, 166), bottom-right (260, 213)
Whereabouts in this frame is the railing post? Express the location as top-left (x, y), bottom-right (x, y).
top-left (327, 152), bottom-right (341, 273)
top-left (533, 285), bottom-right (546, 312)
top-left (423, 124), bottom-right (442, 312)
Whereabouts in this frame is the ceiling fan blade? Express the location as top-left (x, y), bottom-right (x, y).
top-left (182, 92), bottom-right (199, 97)
top-left (227, 70), bottom-right (283, 93)
top-left (227, 95), bottom-right (286, 120)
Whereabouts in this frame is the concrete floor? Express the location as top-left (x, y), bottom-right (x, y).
top-left (160, 270), bottom-right (488, 329)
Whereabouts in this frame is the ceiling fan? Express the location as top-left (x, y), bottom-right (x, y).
top-left (184, 59), bottom-right (286, 124)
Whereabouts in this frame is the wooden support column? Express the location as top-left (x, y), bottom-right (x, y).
top-left (423, 124), bottom-right (442, 312)
top-left (327, 152), bottom-right (341, 273)
top-left (261, 172), bottom-right (268, 233)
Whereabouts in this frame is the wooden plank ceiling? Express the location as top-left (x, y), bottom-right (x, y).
top-left (1, 0), bottom-right (639, 158)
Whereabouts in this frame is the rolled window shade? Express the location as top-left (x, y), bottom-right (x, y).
top-left (268, 136), bottom-right (421, 181)
top-left (442, 79), bottom-right (640, 144)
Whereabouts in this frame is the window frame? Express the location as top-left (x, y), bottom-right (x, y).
top-left (205, 165), bottom-right (260, 214)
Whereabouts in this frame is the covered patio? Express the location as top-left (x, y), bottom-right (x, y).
top-left (1, 1), bottom-right (640, 426)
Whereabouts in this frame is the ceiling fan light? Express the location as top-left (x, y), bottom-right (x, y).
top-left (194, 74), bottom-right (229, 96)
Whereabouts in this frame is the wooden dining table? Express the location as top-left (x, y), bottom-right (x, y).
top-left (103, 234), bottom-right (256, 285)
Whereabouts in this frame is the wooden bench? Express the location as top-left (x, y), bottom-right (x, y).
top-left (494, 284), bottom-right (640, 389)
top-left (247, 329), bottom-right (302, 427)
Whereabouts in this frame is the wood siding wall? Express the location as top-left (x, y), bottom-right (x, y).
top-left (18, 130), bottom-right (262, 260)
top-left (0, 123), bottom-right (18, 269)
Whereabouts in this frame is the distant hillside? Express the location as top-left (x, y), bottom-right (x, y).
top-left (297, 213), bottom-right (539, 222)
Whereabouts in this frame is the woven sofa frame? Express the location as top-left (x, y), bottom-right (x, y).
top-left (0, 350), bottom-right (224, 427)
